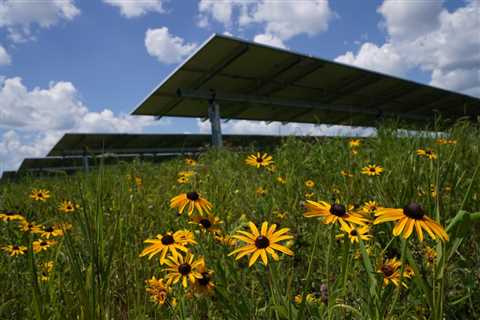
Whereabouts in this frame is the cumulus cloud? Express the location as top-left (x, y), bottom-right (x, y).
top-left (145, 27), bottom-right (197, 64)
top-left (253, 33), bottom-right (287, 49)
top-left (335, 42), bottom-right (406, 77)
top-left (0, 77), bottom-right (158, 171)
top-left (198, 0), bottom-right (334, 44)
top-left (197, 119), bottom-right (374, 137)
top-left (0, 44), bottom-right (11, 65)
top-left (0, 0), bottom-right (80, 42)
top-left (103, 0), bottom-right (166, 18)
top-left (335, 0), bottom-right (480, 96)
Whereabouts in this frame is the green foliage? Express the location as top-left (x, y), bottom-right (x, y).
top-left (1, 122), bottom-right (479, 319)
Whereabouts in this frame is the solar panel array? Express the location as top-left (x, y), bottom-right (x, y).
top-left (131, 34), bottom-right (479, 127)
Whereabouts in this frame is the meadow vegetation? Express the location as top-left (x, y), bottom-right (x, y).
top-left (1, 121), bottom-right (479, 319)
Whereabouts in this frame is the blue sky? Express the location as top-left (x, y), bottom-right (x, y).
top-left (0, 0), bottom-right (479, 172)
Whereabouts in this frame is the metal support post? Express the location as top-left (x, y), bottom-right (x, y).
top-left (82, 147), bottom-right (89, 172)
top-left (208, 92), bottom-right (223, 147)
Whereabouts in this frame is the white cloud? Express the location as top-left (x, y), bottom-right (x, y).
top-left (253, 33), bottom-right (286, 49)
top-left (0, 0), bottom-right (80, 42)
top-left (103, 0), bottom-right (166, 18)
top-left (145, 27), bottom-right (197, 64)
top-left (0, 44), bottom-right (11, 65)
top-left (335, 0), bottom-right (480, 96)
top-left (377, 0), bottom-right (443, 41)
top-left (197, 119), bottom-right (374, 137)
top-left (335, 42), bottom-right (406, 76)
top-left (198, 0), bottom-right (334, 44)
top-left (0, 76), bottom-right (158, 171)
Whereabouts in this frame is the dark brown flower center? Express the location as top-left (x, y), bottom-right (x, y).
top-left (161, 235), bottom-right (174, 245)
top-left (198, 272), bottom-right (210, 286)
top-left (426, 150), bottom-right (432, 155)
top-left (37, 193), bottom-right (43, 197)
top-left (199, 218), bottom-right (212, 229)
top-left (67, 205), bottom-right (73, 210)
top-left (403, 203), bottom-right (425, 220)
top-left (369, 168), bottom-right (376, 172)
top-left (178, 263), bottom-right (192, 276)
top-left (186, 192), bottom-right (199, 201)
top-left (350, 229), bottom-right (358, 236)
top-left (45, 227), bottom-right (54, 232)
top-left (40, 241), bottom-right (48, 246)
top-left (256, 157), bottom-right (263, 163)
top-left (381, 265), bottom-right (394, 277)
top-left (13, 245), bottom-right (19, 250)
top-left (255, 236), bottom-right (270, 249)
top-left (330, 204), bottom-right (346, 217)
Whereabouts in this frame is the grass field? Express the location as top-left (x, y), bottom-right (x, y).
top-left (1, 122), bottom-right (479, 319)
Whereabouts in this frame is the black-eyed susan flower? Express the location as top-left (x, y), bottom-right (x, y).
top-left (177, 176), bottom-right (189, 184)
top-left (214, 234), bottom-right (237, 247)
top-left (245, 152), bottom-right (273, 168)
top-left (193, 264), bottom-right (215, 296)
top-left (185, 158), bottom-right (197, 166)
top-left (229, 221), bottom-right (294, 267)
top-left (0, 210), bottom-right (24, 222)
top-left (256, 186), bottom-right (267, 197)
top-left (338, 223), bottom-right (372, 243)
top-left (145, 276), bottom-right (173, 305)
top-left (58, 200), bottom-right (78, 213)
top-left (170, 191), bottom-right (212, 216)
top-left (3, 244), bottom-right (27, 256)
top-left (349, 139), bottom-right (361, 148)
top-left (435, 138), bottom-right (456, 145)
top-left (54, 222), bottom-right (73, 231)
top-left (178, 171), bottom-right (195, 178)
top-left (362, 201), bottom-right (381, 216)
top-left (164, 253), bottom-right (204, 288)
top-left (416, 148), bottom-right (437, 160)
top-left (190, 213), bottom-right (223, 233)
top-left (373, 203), bottom-right (449, 242)
top-left (33, 239), bottom-right (57, 253)
top-left (361, 164), bottom-right (384, 176)
top-left (424, 246), bottom-right (437, 267)
top-left (18, 220), bottom-right (43, 233)
top-left (403, 265), bottom-right (415, 279)
top-left (304, 201), bottom-right (369, 226)
top-left (30, 189), bottom-right (51, 201)
top-left (139, 230), bottom-right (197, 262)
top-left (40, 225), bottom-right (64, 239)
top-left (277, 176), bottom-right (287, 184)
top-left (294, 293), bottom-right (317, 305)
top-left (305, 180), bottom-right (315, 188)
top-left (378, 257), bottom-right (405, 287)
top-left (40, 261), bottom-right (54, 281)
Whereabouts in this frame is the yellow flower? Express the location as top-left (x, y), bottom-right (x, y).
top-left (145, 276), bottom-right (172, 305)
top-left (416, 148), bottom-right (437, 160)
top-left (305, 180), bottom-right (315, 188)
top-left (170, 191), bottom-right (213, 216)
top-left (190, 213), bottom-right (223, 233)
top-left (139, 230), bottom-right (197, 262)
top-left (338, 223), bottom-right (372, 243)
top-left (340, 170), bottom-right (354, 178)
top-left (193, 264), bottom-right (215, 296)
top-left (294, 293), bottom-right (317, 304)
top-left (40, 226), bottom-right (64, 239)
top-left (2, 244), bottom-right (27, 257)
top-left (185, 158), bottom-right (197, 166)
top-left (164, 253), bottom-right (205, 288)
top-left (177, 176), bottom-right (189, 184)
top-left (361, 164), bottom-right (384, 176)
top-left (33, 239), bottom-right (57, 253)
top-left (178, 171), bottom-right (195, 177)
top-left (245, 152), bottom-right (273, 168)
top-left (277, 176), bottom-right (287, 184)
top-left (305, 192), bottom-right (315, 198)
top-left (435, 138), bottom-right (456, 145)
top-left (58, 200), bottom-right (78, 213)
top-left (229, 221), bottom-right (294, 267)
top-left (40, 261), bottom-right (54, 281)
top-left (256, 187), bottom-right (267, 197)
top-left (378, 257), bottom-right (405, 288)
top-left (304, 201), bottom-right (369, 226)
top-left (373, 203), bottom-right (449, 241)
top-left (0, 210), bottom-right (24, 222)
top-left (361, 201), bottom-right (381, 216)
top-left (30, 189), bottom-right (51, 201)
top-left (349, 139), bottom-right (361, 148)
top-left (18, 220), bottom-right (43, 233)
top-left (424, 246), bottom-right (437, 266)
top-left (214, 234), bottom-right (237, 247)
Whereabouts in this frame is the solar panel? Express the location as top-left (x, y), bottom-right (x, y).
top-left (47, 133), bottom-right (289, 157)
top-left (131, 34), bottom-right (479, 128)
